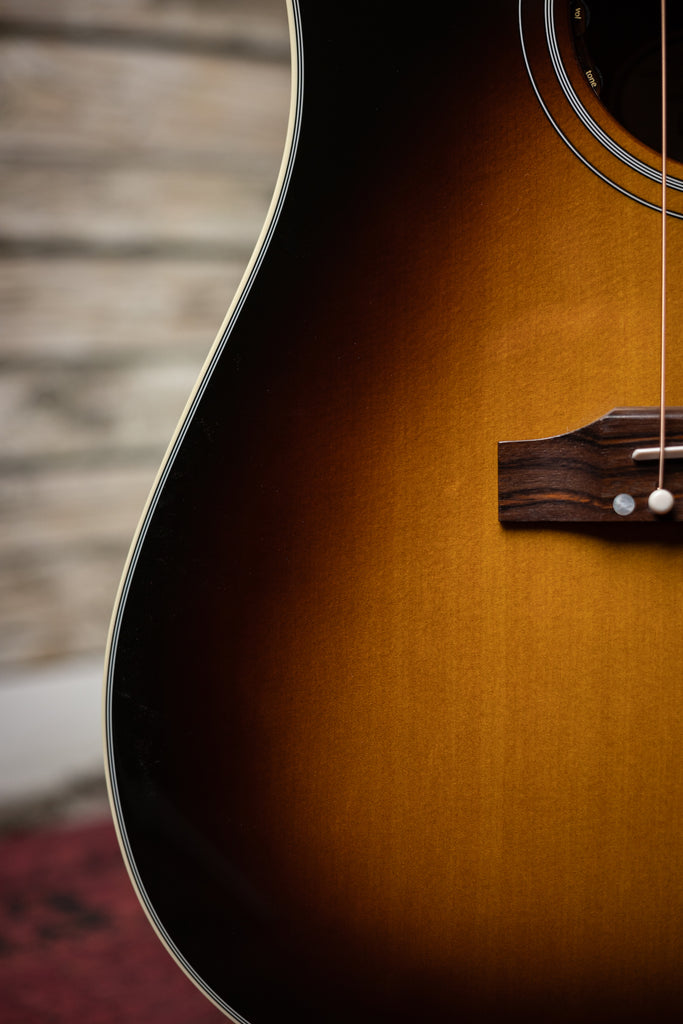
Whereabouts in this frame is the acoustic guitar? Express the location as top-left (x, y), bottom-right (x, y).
top-left (105, 1), bottom-right (683, 1020)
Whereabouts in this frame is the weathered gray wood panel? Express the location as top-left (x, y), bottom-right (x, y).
top-left (0, 0), bottom-right (290, 666)
top-left (0, 0), bottom-right (289, 54)
top-left (0, 38), bottom-right (289, 170)
top-left (0, 164), bottom-right (277, 248)
top-left (1, 258), bottom-right (248, 358)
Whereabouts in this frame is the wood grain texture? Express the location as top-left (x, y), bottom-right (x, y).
top-left (0, 0), bottom-right (289, 55)
top-left (0, 466), bottom-right (154, 663)
top-left (106, 2), bottom-right (683, 1022)
top-left (0, 37), bottom-right (288, 169)
top-left (0, 259), bottom-right (248, 359)
top-left (0, 0), bottom-right (289, 666)
top-left (499, 407), bottom-right (683, 521)
top-left (0, 164), bottom-right (276, 250)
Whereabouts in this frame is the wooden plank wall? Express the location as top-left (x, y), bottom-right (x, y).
top-left (0, 0), bottom-right (290, 666)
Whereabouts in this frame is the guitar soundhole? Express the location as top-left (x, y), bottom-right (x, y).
top-left (571, 0), bottom-right (683, 164)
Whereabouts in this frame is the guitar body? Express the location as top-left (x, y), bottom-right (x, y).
top-left (105, 2), bottom-right (683, 1020)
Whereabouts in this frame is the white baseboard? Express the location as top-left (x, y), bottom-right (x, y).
top-left (0, 654), bottom-right (105, 808)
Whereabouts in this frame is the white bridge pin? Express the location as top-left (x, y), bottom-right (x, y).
top-left (647, 488), bottom-right (675, 515)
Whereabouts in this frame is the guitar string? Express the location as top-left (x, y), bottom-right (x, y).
top-left (658, 0), bottom-right (667, 491)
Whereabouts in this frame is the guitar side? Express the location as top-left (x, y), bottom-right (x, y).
top-left (105, 3), bottom-right (683, 1021)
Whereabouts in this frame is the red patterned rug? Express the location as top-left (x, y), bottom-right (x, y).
top-left (0, 818), bottom-right (225, 1023)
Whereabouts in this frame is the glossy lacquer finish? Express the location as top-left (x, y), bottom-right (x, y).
top-left (106, 2), bottom-right (683, 1020)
